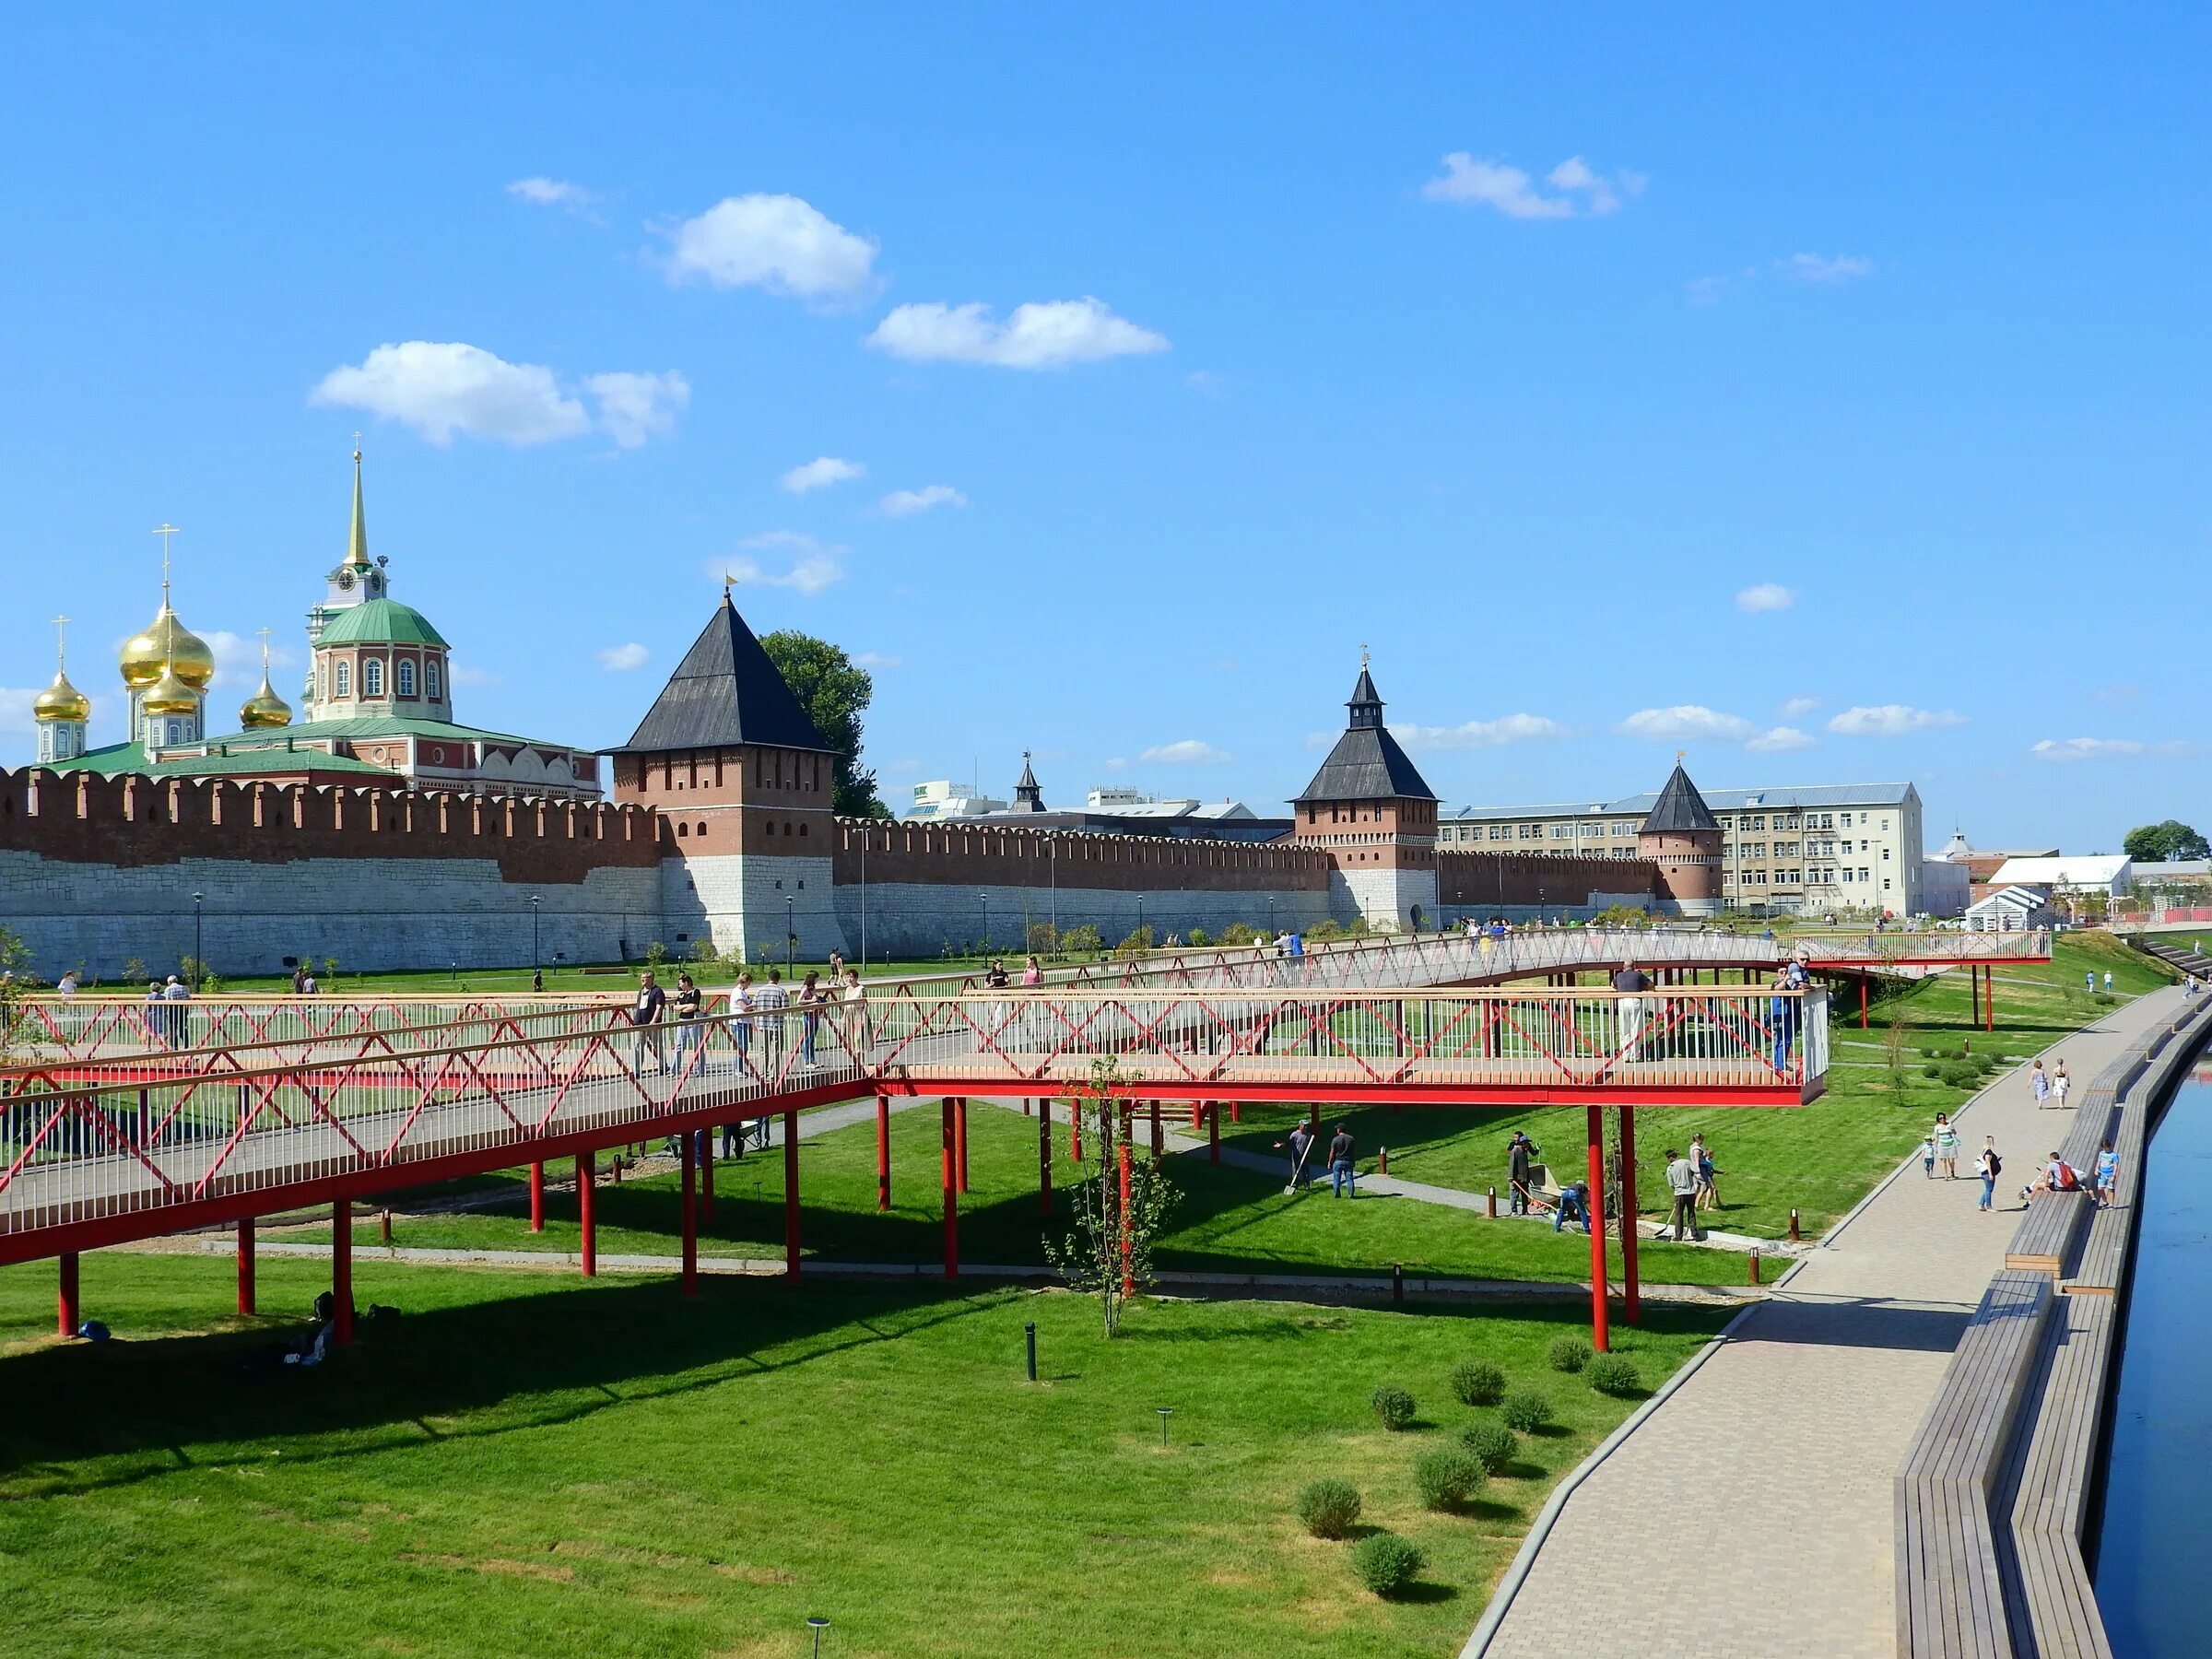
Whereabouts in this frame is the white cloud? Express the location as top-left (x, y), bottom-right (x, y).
top-left (202, 631), bottom-right (300, 689)
top-left (2089, 682), bottom-right (2143, 705)
top-left (584, 371), bottom-right (689, 449)
top-left (2030, 736), bottom-right (2200, 762)
top-left (657, 194), bottom-right (877, 300)
top-left (311, 342), bottom-right (591, 446)
top-left (1779, 695), bottom-right (1821, 720)
top-left (879, 484), bottom-right (968, 518)
top-left (1777, 253), bottom-right (1875, 284)
top-left (506, 177), bottom-right (602, 219)
top-left (1392, 713), bottom-right (1573, 752)
top-left (708, 531), bottom-right (850, 596)
top-left (853, 652), bottom-right (902, 670)
top-left (780, 455), bottom-right (865, 494)
top-left (1140, 739), bottom-right (1229, 765)
top-left (0, 688), bottom-right (38, 735)
top-left (888, 759), bottom-right (921, 773)
top-left (1827, 704), bottom-right (1968, 735)
top-left (1747, 726), bottom-right (1816, 753)
top-left (1618, 705), bottom-right (1760, 743)
top-left (1420, 152), bottom-right (1642, 218)
top-left (866, 298), bottom-right (1169, 370)
top-left (449, 663), bottom-right (501, 688)
top-left (1735, 582), bottom-right (1794, 613)
top-left (597, 642), bottom-right (650, 672)
top-left (1685, 274), bottom-right (1735, 306)
top-left (1102, 756), bottom-right (1130, 771)
top-left (1185, 370), bottom-right (1227, 398)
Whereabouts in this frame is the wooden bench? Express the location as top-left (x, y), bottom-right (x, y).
top-left (2006, 1185), bottom-right (2087, 1277)
top-left (1995, 1292), bottom-right (2117, 1658)
top-left (1897, 1270), bottom-right (2055, 1656)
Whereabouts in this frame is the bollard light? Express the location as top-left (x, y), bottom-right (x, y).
top-left (1157, 1406), bottom-right (1174, 1447)
top-left (1025, 1321), bottom-right (1038, 1382)
top-left (806, 1615), bottom-right (830, 1657)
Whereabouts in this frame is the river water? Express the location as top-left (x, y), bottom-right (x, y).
top-left (2093, 1060), bottom-right (2212, 1656)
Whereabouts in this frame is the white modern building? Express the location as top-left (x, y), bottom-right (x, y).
top-left (1986, 853), bottom-right (2134, 898)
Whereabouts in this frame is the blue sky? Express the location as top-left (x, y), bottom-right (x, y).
top-left (3, 6), bottom-right (2205, 852)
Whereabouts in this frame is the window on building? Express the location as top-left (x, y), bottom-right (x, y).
top-left (1550, 824), bottom-right (1571, 840)
top-left (427, 659), bottom-right (441, 700)
top-left (334, 661), bottom-right (350, 698)
top-left (363, 658), bottom-right (384, 696)
top-left (1840, 812), bottom-right (1853, 828)
top-left (1883, 847), bottom-right (1891, 861)
top-left (396, 659), bottom-right (417, 698)
top-left (1489, 825), bottom-right (1509, 841)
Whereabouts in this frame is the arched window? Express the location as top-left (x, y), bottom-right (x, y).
top-left (363, 658), bottom-right (384, 697)
top-left (396, 659), bottom-right (417, 697)
top-left (334, 661), bottom-right (351, 698)
top-left (426, 659), bottom-right (441, 700)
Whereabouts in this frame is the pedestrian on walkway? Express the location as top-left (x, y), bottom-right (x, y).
top-left (1664, 1147), bottom-right (1705, 1241)
top-left (1919, 1133), bottom-right (1937, 1179)
top-left (1976, 1137), bottom-right (2001, 1211)
top-left (1277, 1119), bottom-right (1320, 1191)
top-left (2103, 971), bottom-right (2115, 994)
top-left (162, 973), bottom-right (193, 1048)
top-left (2053, 1060), bottom-right (2071, 1108)
top-left (1328, 1124), bottom-right (1358, 1198)
top-left (1612, 959), bottom-right (1653, 1058)
top-left (1506, 1131), bottom-right (1537, 1216)
top-left (1934, 1112), bottom-right (1961, 1181)
top-left (670, 971), bottom-right (704, 1073)
top-left (289, 964), bottom-right (307, 996)
top-left (2086, 971), bottom-right (2096, 993)
top-left (840, 968), bottom-right (867, 1062)
top-left (797, 970), bottom-right (823, 1067)
top-left (730, 971), bottom-right (756, 1077)
top-left (1692, 1133), bottom-right (1722, 1210)
top-left (755, 970), bottom-right (790, 1076)
top-left (628, 970), bottom-right (667, 1075)
top-left (2094, 1137), bottom-right (2119, 1207)
top-left (1553, 1178), bottom-right (1593, 1234)
top-left (2030, 1059), bottom-right (2051, 1107)
top-left (144, 979), bottom-right (167, 1045)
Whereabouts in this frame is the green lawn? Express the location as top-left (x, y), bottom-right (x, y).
top-left (0, 1253), bottom-right (1724, 1659)
top-left (1215, 934), bottom-right (2172, 1240)
top-left (295, 1102), bottom-right (1761, 1288)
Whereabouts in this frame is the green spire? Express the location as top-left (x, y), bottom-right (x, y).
top-left (346, 445), bottom-right (371, 568)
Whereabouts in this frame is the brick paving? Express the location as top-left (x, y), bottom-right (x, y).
top-left (1472, 985), bottom-right (2184, 1659)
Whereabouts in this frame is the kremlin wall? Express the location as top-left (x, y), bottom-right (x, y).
top-left (1, 462), bottom-right (1720, 977)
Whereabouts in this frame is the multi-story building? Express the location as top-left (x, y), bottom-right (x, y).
top-left (1441, 781), bottom-right (1925, 917)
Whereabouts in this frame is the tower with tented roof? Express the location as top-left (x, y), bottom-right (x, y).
top-left (1291, 655), bottom-right (1441, 930)
top-left (1638, 757), bottom-right (1724, 917)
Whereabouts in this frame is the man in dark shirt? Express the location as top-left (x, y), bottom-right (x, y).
top-left (1507, 1131), bottom-right (1538, 1215)
top-left (1611, 959), bottom-right (1653, 1058)
top-left (1328, 1124), bottom-right (1358, 1198)
top-left (629, 970), bottom-right (667, 1075)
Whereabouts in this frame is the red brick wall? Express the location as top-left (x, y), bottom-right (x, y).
top-left (1437, 849), bottom-right (1660, 907)
top-left (0, 766), bottom-right (661, 886)
top-left (832, 819), bottom-right (1332, 893)
top-left (611, 745), bottom-right (835, 856)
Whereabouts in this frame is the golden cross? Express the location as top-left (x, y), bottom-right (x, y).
top-left (51, 615), bottom-right (69, 669)
top-left (352, 430), bottom-right (364, 462)
top-left (257, 625), bottom-right (274, 671)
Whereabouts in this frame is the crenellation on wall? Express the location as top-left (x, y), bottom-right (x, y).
top-left (831, 817), bottom-right (1335, 894)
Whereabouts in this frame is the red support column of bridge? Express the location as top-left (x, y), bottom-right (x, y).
top-left (1039, 1096), bottom-right (1053, 1216)
top-left (578, 1152), bottom-right (596, 1277)
top-left (1069, 1100), bottom-right (1084, 1164)
top-left (942, 1098), bottom-right (959, 1280)
top-left (1150, 1100), bottom-right (1163, 1160)
top-left (1208, 1101), bottom-right (1221, 1164)
top-left (1985, 965), bottom-right (1997, 1033)
top-left (1618, 1107), bottom-right (1641, 1325)
top-left (955, 1097), bottom-right (971, 1194)
top-left (57, 1251), bottom-right (78, 1337)
top-left (528, 1161), bottom-right (546, 1232)
top-left (1860, 975), bottom-right (1869, 1030)
top-left (1118, 1137), bottom-right (1135, 1296)
top-left (237, 1218), bottom-right (256, 1315)
top-left (332, 1199), bottom-right (354, 1345)
top-left (700, 1129), bottom-right (714, 1223)
top-left (782, 1111), bottom-right (801, 1281)
top-left (679, 1133), bottom-right (700, 1297)
top-left (877, 1095), bottom-right (892, 1212)
top-left (1584, 1105), bottom-right (1610, 1353)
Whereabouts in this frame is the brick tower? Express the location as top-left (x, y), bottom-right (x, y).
top-left (1292, 657), bottom-right (1440, 930)
top-left (609, 589), bottom-right (845, 964)
top-left (1638, 757), bottom-right (1724, 918)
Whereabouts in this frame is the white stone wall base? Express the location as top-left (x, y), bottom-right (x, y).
top-left (834, 881), bottom-right (1333, 959)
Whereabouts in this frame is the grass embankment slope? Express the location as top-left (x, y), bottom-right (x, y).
top-left (1215, 933), bottom-right (2171, 1240)
top-left (0, 1255), bottom-right (1723, 1659)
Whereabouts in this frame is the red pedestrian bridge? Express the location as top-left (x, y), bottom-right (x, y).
top-left (0, 927), bottom-right (2043, 1351)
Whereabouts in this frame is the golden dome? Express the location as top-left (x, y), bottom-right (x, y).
top-left (120, 605), bottom-right (216, 691)
top-left (238, 673), bottom-right (293, 730)
top-left (33, 667), bottom-right (90, 724)
top-left (141, 660), bottom-right (200, 716)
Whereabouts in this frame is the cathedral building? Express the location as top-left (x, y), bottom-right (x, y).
top-left (35, 451), bottom-right (601, 798)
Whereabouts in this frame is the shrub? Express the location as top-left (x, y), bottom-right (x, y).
top-left (1412, 1447), bottom-right (1486, 1511)
top-left (1370, 1384), bottom-right (1416, 1431)
top-left (1295, 1478), bottom-right (1362, 1539)
top-left (1059, 924), bottom-right (1104, 957)
top-left (1500, 1390), bottom-right (1553, 1433)
top-left (1352, 1532), bottom-right (1425, 1597)
top-left (1585, 1354), bottom-right (1641, 1397)
top-left (1451, 1358), bottom-right (1508, 1406)
top-left (1547, 1335), bottom-right (1592, 1373)
top-left (1459, 1419), bottom-right (1518, 1476)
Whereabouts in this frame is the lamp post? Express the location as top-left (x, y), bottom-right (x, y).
top-left (528, 894), bottom-right (542, 972)
top-left (982, 892), bottom-right (990, 954)
top-left (786, 892), bottom-right (795, 972)
top-left (806, 1617), bottom-right (830, 1657)
top-left (858, 822), bottom-right (869, 969)
top-left (1049, 835), bottom-right (1058, 947)
top-left (191, 891), bottom-right (204, 989)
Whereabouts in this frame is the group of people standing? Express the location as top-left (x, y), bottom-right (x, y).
top-left (622, 958), bottom-right (871, 1080)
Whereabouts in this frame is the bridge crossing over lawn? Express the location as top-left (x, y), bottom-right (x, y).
top-left (1, 928), bottom-right (2045, 1354)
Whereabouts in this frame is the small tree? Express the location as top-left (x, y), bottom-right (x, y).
top-left (122, 956), bottom-right (147, 986)
top-left (1060, 924), bottom-right (1104, 958)
top-left (1883, 1008), bottom-right (1917, 1107)
top-left (321, 956), bottom-right (340, 986)
top-left (1027, 921), bottom-right (1059, 956)
top-left (1044, 1058), bottom-right (1179, 1337)
top-left (1112, 925), bottom-right (1156, 959)
top-left (644, 940), bottom-right (669, 970)
top-left (0, 926), bottom-right (42, 1066)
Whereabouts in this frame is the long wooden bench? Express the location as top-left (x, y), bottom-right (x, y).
top-left (1996, 1293), bottom-right (2118, 1658)
top-left (1898, 1270), bottom-right (2055, 1657)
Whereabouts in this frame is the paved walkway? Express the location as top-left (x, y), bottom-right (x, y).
top-left (1473, 983), bottom-right (2186, 1659)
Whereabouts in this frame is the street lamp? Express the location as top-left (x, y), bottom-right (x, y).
top-left (786, 892), bottom-right (795, 972)
top-left (528, 894), bottom-right (542, 973)
top-left (1049, 835), bottom-right (1058, 947)
top-left (858, 823), bottom-right (869, 969)
top-left (191, 891), bottom-right (204, 989)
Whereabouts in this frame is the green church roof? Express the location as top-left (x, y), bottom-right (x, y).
top-left (316, 597), bottom-right (450, 648)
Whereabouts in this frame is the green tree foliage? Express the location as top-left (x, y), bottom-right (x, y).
top-left (759, 630), bottom-right (890, 820)
top-left (2123, 820), bottom-right (2209, 862)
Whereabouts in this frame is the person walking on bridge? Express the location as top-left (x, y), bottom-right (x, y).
top-left (629, 970), bottom-right (667, 1076)
top-left (1664, 1147), bottom-right (1705, 1241)
top-left (1611, 959), bottom-right (1653, 1060)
